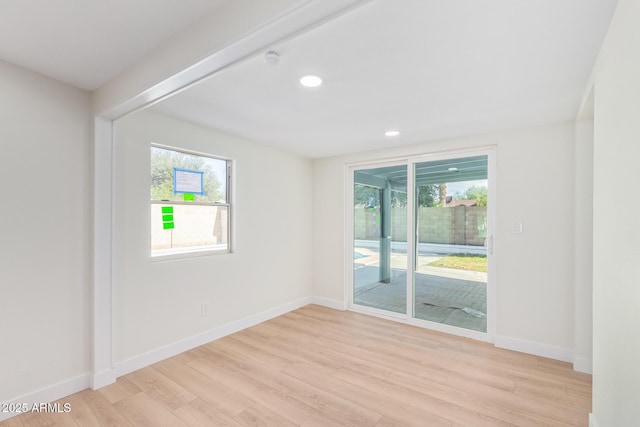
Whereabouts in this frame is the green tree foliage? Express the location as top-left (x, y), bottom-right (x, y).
top-left (418, 185), bottom-right (439, 207)
top-left (391, 190), bottom-right (406, 207)
top-left (151, 147), bottom-right (224, 203)
top-left (353, 185), bottom-right (408, 207)
top-left (354, 184), bottom-right (379, 207)
top-left (456, 185), bottom-right (488, 206)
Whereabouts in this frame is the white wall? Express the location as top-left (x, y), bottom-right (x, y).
top-left (312, 122), bottom-right (576, 356)
top-left (113, 110), bottom-right (312, 363)
top-left (574, 119), bottom-right (594, 374)
top-left (590, 0), bottom-right (640, 423)
top-left (0, 60), bottom-right (92, 400)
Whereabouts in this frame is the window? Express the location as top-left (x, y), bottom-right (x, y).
top-left (151, 145), bottom-right (231, 257)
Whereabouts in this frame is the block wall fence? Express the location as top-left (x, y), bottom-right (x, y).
top-left (354, 206), bottom-right (487, 246)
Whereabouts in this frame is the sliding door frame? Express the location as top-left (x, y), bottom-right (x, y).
top-left (346, 159), bottom-right (409, 320)
top-left (345, 147), bottom-right (496, 343)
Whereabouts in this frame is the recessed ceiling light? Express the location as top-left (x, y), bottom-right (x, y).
top-left (300, 75), bottom-right (323, 88)
top-left (448, 167), bottom-right (459, 171)
top-left (384, 130), bottom-right (400, 137)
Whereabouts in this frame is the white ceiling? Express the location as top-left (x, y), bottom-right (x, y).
top-left (0, 0), bottom-right (617, 158)
top-left (0, 0), bottom-right (224, 90)
top-left (152, 0), bottom-right (617, 158)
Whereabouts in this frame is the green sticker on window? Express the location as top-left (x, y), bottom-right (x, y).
top-left (163, 221), bottom-right (175, 230)
top-left (183, 193), bottom-right (195, 201)
top-left (162, 214), bottom-right (174, 222)
top-left (161, 206), bottom-right (173, 214)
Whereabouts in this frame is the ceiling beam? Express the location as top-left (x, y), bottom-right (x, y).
top-left (95, 0), bottom-right (373, 119)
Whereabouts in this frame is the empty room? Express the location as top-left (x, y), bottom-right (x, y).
top-left (1, 0), bottom-right (639, 426)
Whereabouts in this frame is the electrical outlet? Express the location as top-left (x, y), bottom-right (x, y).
top-left (201, 303), bottom-right (210, 317)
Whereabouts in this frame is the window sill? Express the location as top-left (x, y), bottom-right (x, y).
top-left (151, 244), bottom-right (230, 262)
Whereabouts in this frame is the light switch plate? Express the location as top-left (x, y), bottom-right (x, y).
top-left (512, 221), bottom-right (523, 234)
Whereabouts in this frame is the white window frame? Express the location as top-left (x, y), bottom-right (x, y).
top-left (150, 143), bottom-right (232, 259)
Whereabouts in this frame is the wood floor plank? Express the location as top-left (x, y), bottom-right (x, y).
top-left (566, 380), bottom-right (593, 402)
top-left (173, 398), bottom-right (243, 427)
top-left (234, 403), bottom-right (298, 427)
top-left (65, 390), bottom-right (135, 427)
top-left (152, 357), bottom-right (255, 418)
top-left (268, 331), bottom-right (449, 394)
top-left (284, 362), bottom-right (453, 427)
top-left (205, 336), bottom-right (291, 372)
top-left (113, 392), bottom-right (188, 427)
top-left (231, 329), bottom-right (313, 363)
top-left (244, 321), bottom-right (282, 339)
top-left (3, 305), bottom-right (592, 426)
top-left (0, 416), bottom-right (25, 427)
top-left (170, 346), bottom-right (214, 365)
top-left (186, 356), bottom-right (316, 425)
top-left (302, 334), bottom-right (451, 384)
top-left (125, 366), bottom-right (197, 411)
top-left (513, 377), bottom-right (592, 412)
top-left (17, 410), bottom-right (79, 427)
top-left (98, 377), bottom-right (142, 404)
top-left (443, 372), bottom-right (580, 426)
top-left (218, 358), bottom-right (382, 426)
top-left (301, 409), bottom-right (380, 427)
top-left (332, 366), bottom-right (512, 427)
top-left (230, 329), bottom-right (341, 375)
top-left (374, 416), bottom-right (412, 427)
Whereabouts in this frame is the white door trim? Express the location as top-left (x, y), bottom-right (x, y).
top-left (92, 117), bottom-right (116, 388)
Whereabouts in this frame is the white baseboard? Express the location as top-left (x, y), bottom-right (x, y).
top-left (311, 296), bottom-right (346, 310)
top-left (573, 355), bottom-right (593, 374)
top-left (0, 373), bottom-right (91, 422)
top-left (589, 413), bottom-right (599, 427)
top-left (115, 296), bottom-right (312, 378)
top-left (494, 335), bottom-right (574, 363)
top-left (11, 299), bottom-right (588, 425)
top-left (1, 296), bottom-right (313, 422)
top-left (91, 369), bottom-right (116, 390)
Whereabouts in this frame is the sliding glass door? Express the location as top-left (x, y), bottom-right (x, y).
top-left (411, 155), bottom-right (489, 333)
top-left (352, 164), bottom-right (407, 315)
top-left (350, 151), bottom-right (493, 337)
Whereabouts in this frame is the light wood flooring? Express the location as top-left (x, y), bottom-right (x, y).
top-left (1, 305), bottom-right (591, 426)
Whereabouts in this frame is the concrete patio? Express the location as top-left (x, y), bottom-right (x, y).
top-left (354, 249), bottom-right (487, 332)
